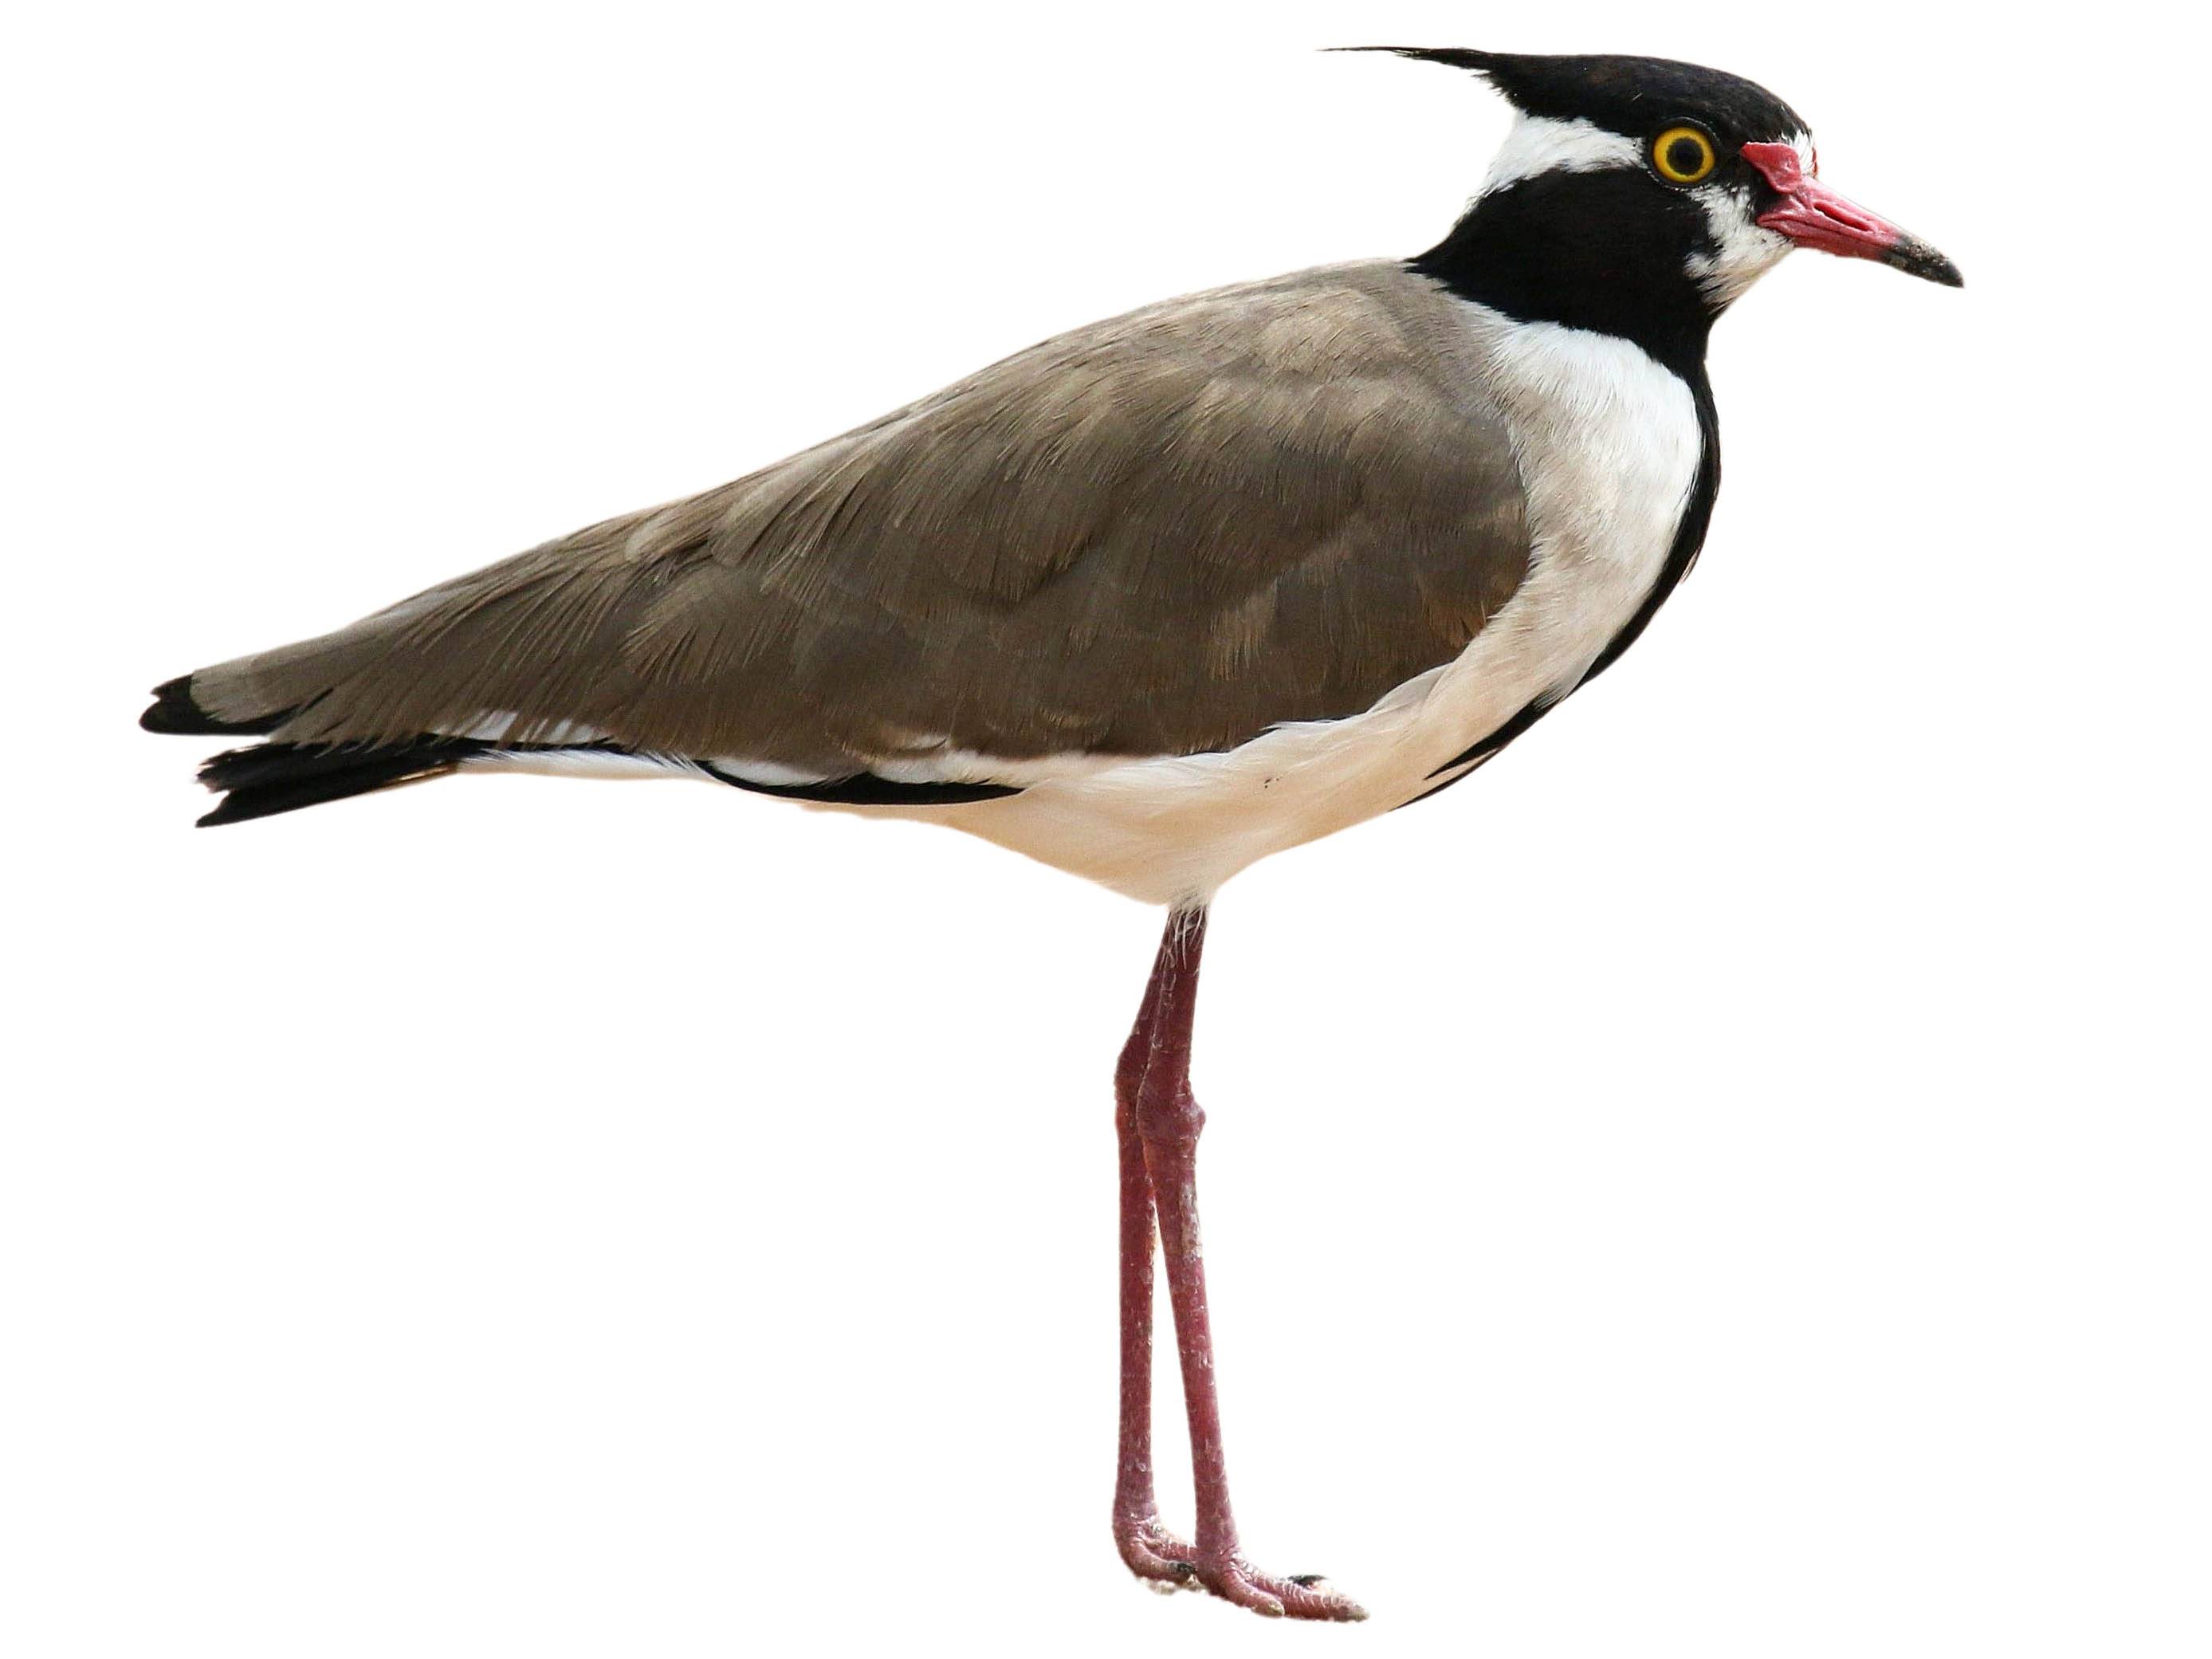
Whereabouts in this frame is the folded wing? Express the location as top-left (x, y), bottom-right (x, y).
top-left (175, 262), bottom-right (1530, 795)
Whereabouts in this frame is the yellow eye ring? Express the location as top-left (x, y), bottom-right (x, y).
top-left (1651, 124), bottom-right (1717, 185)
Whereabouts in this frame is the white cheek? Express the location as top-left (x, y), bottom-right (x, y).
top-left (1687, 184), bottom-right (1794, 307)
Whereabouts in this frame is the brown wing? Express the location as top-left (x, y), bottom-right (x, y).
top-left (188, 261), bottom-right (1529, 775)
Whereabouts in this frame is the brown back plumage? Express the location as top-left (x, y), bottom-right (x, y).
top-left (186, 261), bottom-right (1530, 774)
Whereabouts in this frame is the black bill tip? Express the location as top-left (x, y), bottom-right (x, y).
top-left (1888, 235), bottom-right (1964, 288)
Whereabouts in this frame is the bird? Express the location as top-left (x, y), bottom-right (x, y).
top-left (143, 48), bottom-right (1960, 1622)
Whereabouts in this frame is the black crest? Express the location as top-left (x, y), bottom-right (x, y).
top-left (1338, 48), bottom-right (1806, 146)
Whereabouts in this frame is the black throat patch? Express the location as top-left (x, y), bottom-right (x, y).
top-left (1410, 168), bottom-right (1722, 383)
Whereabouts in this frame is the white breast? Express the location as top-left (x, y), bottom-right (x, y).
top-left (776, 305), bottom-right (1703, 906)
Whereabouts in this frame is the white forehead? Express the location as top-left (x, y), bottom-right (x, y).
top-left (1483, 115), bottom-right (1817, 195)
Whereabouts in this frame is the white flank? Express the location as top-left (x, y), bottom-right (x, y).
top-left (461, 748), bottom-right (687, 780)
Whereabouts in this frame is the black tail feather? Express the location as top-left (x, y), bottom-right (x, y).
top-left (195, 739), bottom-right (482, 828)
top-left (164, 710), bottom-right (1029, 826)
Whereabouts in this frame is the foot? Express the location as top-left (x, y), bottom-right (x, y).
top-left (1118, 1518), bottom-right (1368, 1620)
top-left (1190, 1554), bottom-right (1367, 1622)
top-left (1114, 1512), bottom-right (1198, 1591)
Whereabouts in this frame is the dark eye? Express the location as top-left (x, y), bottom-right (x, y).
top-left (1651, 124), bottom-right (1717, 185)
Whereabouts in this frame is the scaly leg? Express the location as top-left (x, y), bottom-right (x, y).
top-left (1124, 906), bottom-right (1365, 1622)
top-left (1110, 938), bottom-right (1198, 1588)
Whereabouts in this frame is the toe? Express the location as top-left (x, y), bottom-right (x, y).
top-left (1273, 1574), bottom-right (1367, 1622)
top-left (1197, 1565), bottom-right (1285, 1617)
top-left (1207, 1559), bottom-right (1365, 1622)
top-left (1114, 1519), bottom-right (1199, 1590)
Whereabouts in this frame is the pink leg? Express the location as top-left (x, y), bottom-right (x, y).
top-left (1110, 944), bottom-right (1198, 1588)
top-left (1121, 907), bottom-right (1365, 1622)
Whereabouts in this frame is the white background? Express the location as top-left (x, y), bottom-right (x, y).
top-left (6, 3), bottom-right (2205, 1654)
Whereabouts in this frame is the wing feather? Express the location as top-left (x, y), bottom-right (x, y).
top-left (189, 261), bottom-right (1530, 776)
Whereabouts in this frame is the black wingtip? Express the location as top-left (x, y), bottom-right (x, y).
top-left (140, 674), bottom-right (212, 734)
top-left (139, 674), bottom-right (288, 737)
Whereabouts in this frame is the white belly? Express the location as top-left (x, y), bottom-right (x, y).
top-left (838, 307), bottom-right (1702, 906)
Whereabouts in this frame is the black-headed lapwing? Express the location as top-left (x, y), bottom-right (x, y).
top-left (143, 49), bottom-right (1961, 1621)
